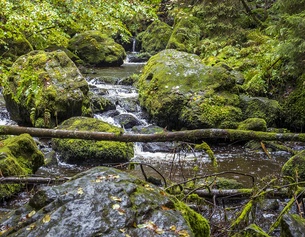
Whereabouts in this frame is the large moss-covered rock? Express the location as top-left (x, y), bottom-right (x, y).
top-left (52, 117), bottom-right (134, 165)
top-left (282, 150), bottom-right (305, 181)
top-left (68, 31), bottom-right (126, 67)
top-left (137, 49), bottom-right (242, 129)
top-left (239, 95), bottom-right (281, 127)
top-left (166, 16), bottom-right (203, 54)
top-left (3, 50), bottom-right (92, 128)
top-left (0, 167), bottom-right (210, 237)
top-left (0, 134), bottom-right (44, 199)
top-left (137, 20), bottom-right (173, 55)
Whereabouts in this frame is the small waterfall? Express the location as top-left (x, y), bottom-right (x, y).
top-left (131, 37), bottom-right (136, 53)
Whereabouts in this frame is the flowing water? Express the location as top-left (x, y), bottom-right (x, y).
top-left (0, 60), bottom-right (298, 186)
top-left (0, 58), bottom-right (303, 234)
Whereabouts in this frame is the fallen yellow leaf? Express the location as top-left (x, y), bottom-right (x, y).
top-left (112, 204), bottom-right (120, 210)
top-left (42, 214), bottom-right (51, 223)
top-left (26, 210), bottom-right (36, 218)
top-left (110, 196), bottom-right (122, 202)
top-left (77, 187), bottom-right (84, 195)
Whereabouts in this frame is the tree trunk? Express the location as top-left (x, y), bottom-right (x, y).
top-left (0, 125), bottom-right (305, 143)
top-left (0, 176), bottom-right (69, 184)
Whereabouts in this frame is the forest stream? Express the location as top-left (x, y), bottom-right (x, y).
top-left (0, 56), bottom-right (303, 235)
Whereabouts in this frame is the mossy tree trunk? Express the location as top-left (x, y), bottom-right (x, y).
top-left (1, 125), bottom-right (305, 142)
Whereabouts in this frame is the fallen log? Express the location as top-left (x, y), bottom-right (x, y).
top-left (0, 125), bottom-right (305, 142)
top-left (191, 188), bottom-right (289, 199)
top-left (0, 176), bottom-right (69, 184)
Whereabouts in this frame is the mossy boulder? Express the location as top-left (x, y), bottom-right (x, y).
top-left (237, 118), bottom-right (267, 132)
top-left (137, 49), bottom-right (242, 129)
top-left (282, 150), bottom-right (305, 181)
top-left (2, 50), bottom-right (92, 128)
top-left (68, 30), bottom-right (126, 67)
top-left (0, 167), bottom-right (210, 237)
top-left (239, 94), bottom-right (281, 127)
top-left (166, 16), bottom-right (203, 54)
top-left (0, 134), bottom-right (44, 199)
top-left (52, 117), bottom-right (134, 165)
top-left (137, 20), bottom-right (173, 55)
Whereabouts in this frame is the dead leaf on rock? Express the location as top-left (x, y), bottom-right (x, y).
top-left (112, 204), bottom-right (120, 210)
top-left (177, 229), bottom-right (190, 237)
top-left (42, 214), bottom-right (51, 223)
top-left (77, 187), bottom-right (84, 195)
top-left (107, 174), bottom-right (120, 180)
top-left (26, 210), bottom-right (36, 218)
top-left (110, 196), bottom-right (122, 202)
top-left (26, 224), bottom-right (36, 231)
top-left (144, 184), bottom-right (154, 191)
top-left (161, 205), bottom-right (171, 211)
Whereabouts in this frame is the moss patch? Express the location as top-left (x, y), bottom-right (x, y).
top-left (282, 150), bottom-right (305, 181)
top-left (0, 134), bottom-right (44, 199)
top-left (68, 30), bottom-right (126, 67)
top-left (52, 117), bottom-right (134, 165)
top-left (137, 49), bottom-right (242, 129)
top-left (173, 198), bottom-right (210, 237)
top-left (137, 20), bottom-right (173, 55)
top-left (2, 50), bottom-right (91, 128)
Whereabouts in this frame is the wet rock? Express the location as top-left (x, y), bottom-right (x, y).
top-left (239, 94), bottom-right (281, 127)
top-left (116, 98), bottom-right (140, 113)
top-left (68, 31), bottom-right (126, 67)
top-left (52, 117), bottom-right (134, 165)
top-left (282, 150), bottom-right (305, 181)
top-left (280, 214), bottom-right (305, 237)
top-left (114, 113), bottom-right (144, 129)
top-left (237, 118), bottom-right (267, 131)
top-left (137, 49), bottom-right (242, 130)
top-left (137, 20), bottom-right (172, 55)
top-left (0, 167), bottom-right (210, 237)
top-left (126, 52), bottom-right (151, 63)
top-left (142, 142), bottom-right (175, 153)
top-left (0, 134), bottom-right (44, 199)
top-left (3, 50), bottom-right (92, 128)
top-left (90, 94), bottom-right (116, 113)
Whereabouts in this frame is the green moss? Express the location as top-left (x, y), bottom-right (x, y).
top-left (68, 30), bottom-right (126, 67)
top-left (3, 50), bottom-right (91, 128)
top-left (0, 134), bottom-right (44, 199)
top-left (232, 223), bottom-right (271, 237)
top-left (238, 118), bottom-right (267, 132)
top-left (137, 49), bottom-right (242, 129)
top-left (53, 117), bottom-right (134, 164)
top-left (282, 150), bottom-right (305, 181)
top-left (137, 20), bottom-right (172, 55)
top-left (166, 16), bottom-right (202, 54)
top-left (173, 198), bottom-right (210, 237)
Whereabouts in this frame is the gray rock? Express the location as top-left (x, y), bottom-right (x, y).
top-left (0, 167), bottom-right (210, 237)
top-left (281, 214), bottom-right (305, 237)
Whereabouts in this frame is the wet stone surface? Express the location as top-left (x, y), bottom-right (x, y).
top-left (0, 167), bottom-right (198, 237)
